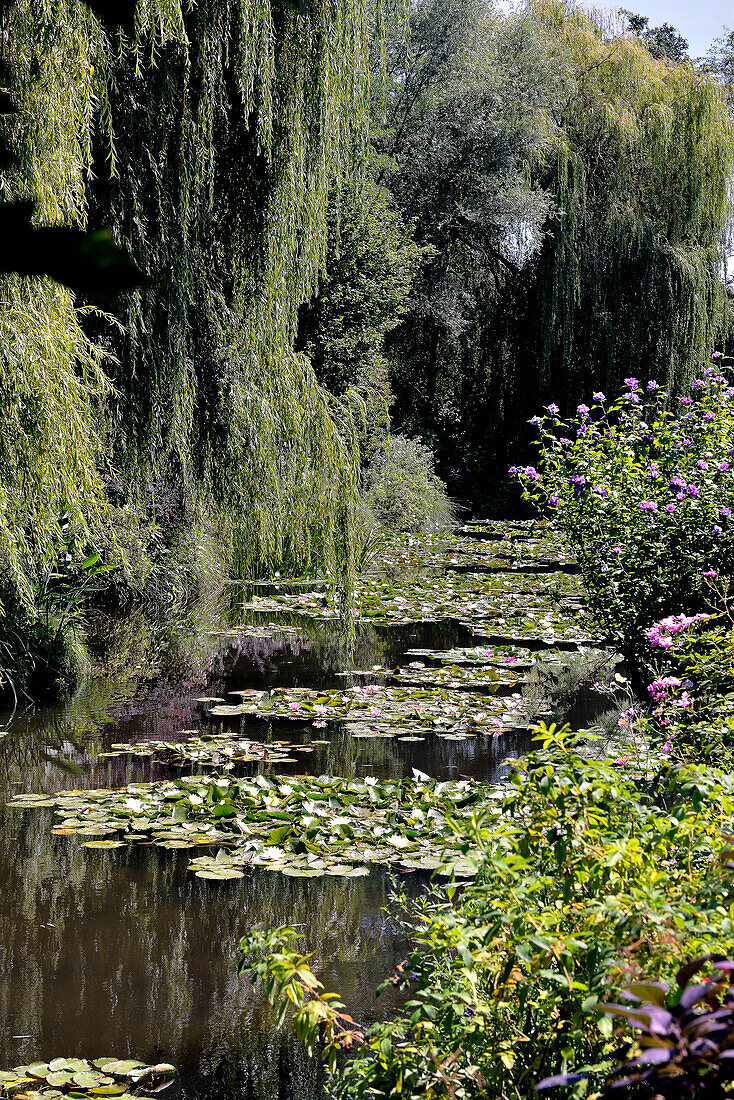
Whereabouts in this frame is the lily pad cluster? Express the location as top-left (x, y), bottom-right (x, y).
top-left (202, 684), bottom-right (532, 737)
top-left (0, 1059), bottom-right (176, 1100)
top-left (98, 733), bottom-right (319, 768)
top-left (390, 662), bottom-right (520, 690)
top-left (7, 772), bottom-right (504, 879)
top-left (241, 567), bottom-right (588, 633)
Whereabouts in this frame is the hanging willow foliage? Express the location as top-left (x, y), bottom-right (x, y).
top-left (1, 0), bottom-right (379, 625)
top-left (523, 0), bottom-right (734, 400)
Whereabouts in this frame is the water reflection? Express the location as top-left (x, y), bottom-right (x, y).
top-left (0, 577), bottom-right (540, 1097)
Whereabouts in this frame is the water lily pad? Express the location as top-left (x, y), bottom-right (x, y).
top-left (98, 1063), bottom-right (145, 1077)
top-left (72, 1073), bottom-right (104, 1088)
top-left (194, 868), bottom-right (244, 880)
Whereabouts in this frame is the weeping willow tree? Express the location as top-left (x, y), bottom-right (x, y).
top-left (519, 0), bottom-right (734, 404)
top-left (1, 0), bottom-right (380, 686)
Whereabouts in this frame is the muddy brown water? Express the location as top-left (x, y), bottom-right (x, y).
top-left (0, 565), bottom-right (562, 1099)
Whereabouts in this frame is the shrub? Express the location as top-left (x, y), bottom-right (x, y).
top-left (539, 955), bottom-right (734, 1098)
top-left (240, 726), bottom-right (734, 1100)
top-left (362, 435), bottom-right (456, 533)
top-left (510, 363), bottom-right (734, 670)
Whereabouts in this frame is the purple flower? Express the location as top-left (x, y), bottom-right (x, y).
top-left (593, 391), bottom-right (605, 401)
top-left (529, 415), bottom-right (542, 426)
top-left (697, 460), bottom-right (708, 470)
top-left (681, 397), bottom-right (693, 406)
top-left (507, 466), bottom-right (518, 476)
top-left (569, 475), bottom-right (586, 487)
top-left (559, 437), bottom-right (571, 446)
top-left (703, 569), bottom-right (718, 578)
top-left (714, 525), bottom-right (723, 536)
top-left (665, 503), bottom-right (676, 512)
top-left (686, 484), bottom-right (700, 497)
top-left (612, 546), bottom-right (623, 555)
top-left (577, 404), bottom-right (590, 416)
top-left (624, 392), bottom-right (640, 403)
top-left (722, 507), bottom-right (732, 518)
top-left (639, 501), bottom-right (657, 512)
top-left (593, 485), bottom-right (608, 495)
top-left (670, 477), bottom-right (686, 489)
top-left (523, 466), bottom-right (539, 481)
top-left (548, 494), bottom-right (559, 507)
top-left (712, 351), bottom-right (724, 359)
top-left (646, 380), bottom-right (658, 391)
top-left (577, 426), bottom-right (587, 437)
top-left (718, 461), bottom-right (730, 472)
top-left (547, 403), bottom-right (560, 415)
top-left (703, 412), bottom-right (714, 422)
top-left (692, 379), bottom-right (705, 389)
top-left (624, 377), bottom-right (639, 389)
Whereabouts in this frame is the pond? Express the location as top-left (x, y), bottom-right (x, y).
top-left (0, 522), bottom-right (603, 1100)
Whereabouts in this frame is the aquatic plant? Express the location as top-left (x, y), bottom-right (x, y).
top-left (7, 770), bottom-right (504, 879)
top-left (0, 1058), bottom-right (176, 1099)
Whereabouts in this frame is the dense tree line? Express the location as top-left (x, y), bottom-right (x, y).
top-left (1, 0), bottom-right (733, 693)
top-left (309, 0), bottom-right (734, 507)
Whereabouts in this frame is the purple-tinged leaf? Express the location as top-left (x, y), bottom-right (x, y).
top-left (680, 983), bottom-right (716, 1009)
top-left (625, 982), bottom-right (669, 1007)
top-left (628, 1047), bottom-right (673, 1066)
top-left (602, 1004), bottom-right (674, 1034)
top-left (535, 1072), bottom-right (585, 1090)
top-left (677, 955), bottom-right (727, 988)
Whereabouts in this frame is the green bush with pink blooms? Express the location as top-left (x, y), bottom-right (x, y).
top-left (510, 359), bottom-right (734, 671)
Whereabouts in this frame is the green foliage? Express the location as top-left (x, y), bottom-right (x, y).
top-left (522, 0), bottom-right (733, 402)
top-left (241, 726), bottom-right (734, 1099)
top-left (702, 28), bottom-right (734, 115)
top-left (376, 0), bottom-right (557, 492)
top-left (89, 0), bottom-right (370, 580)
top-left (620, 9), bottom-right (689, 61)
top-left (296, 170), bottom-right (421, 461)
top-left (512, 366), bottom-right (734, 666)
top-left (239, 928), bottom-right (364, 1071)
top-left (0, 0), bottom-right (394, 691)
top-left (362, 435), bottom-right (455, 533)
top-left (377, 0), bottom-right (734, 501)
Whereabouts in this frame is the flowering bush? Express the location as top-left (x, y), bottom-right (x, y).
top-left (510, 363), bottom-right (734, 669)
top-left (635, 589), bottom-right (734, 764)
